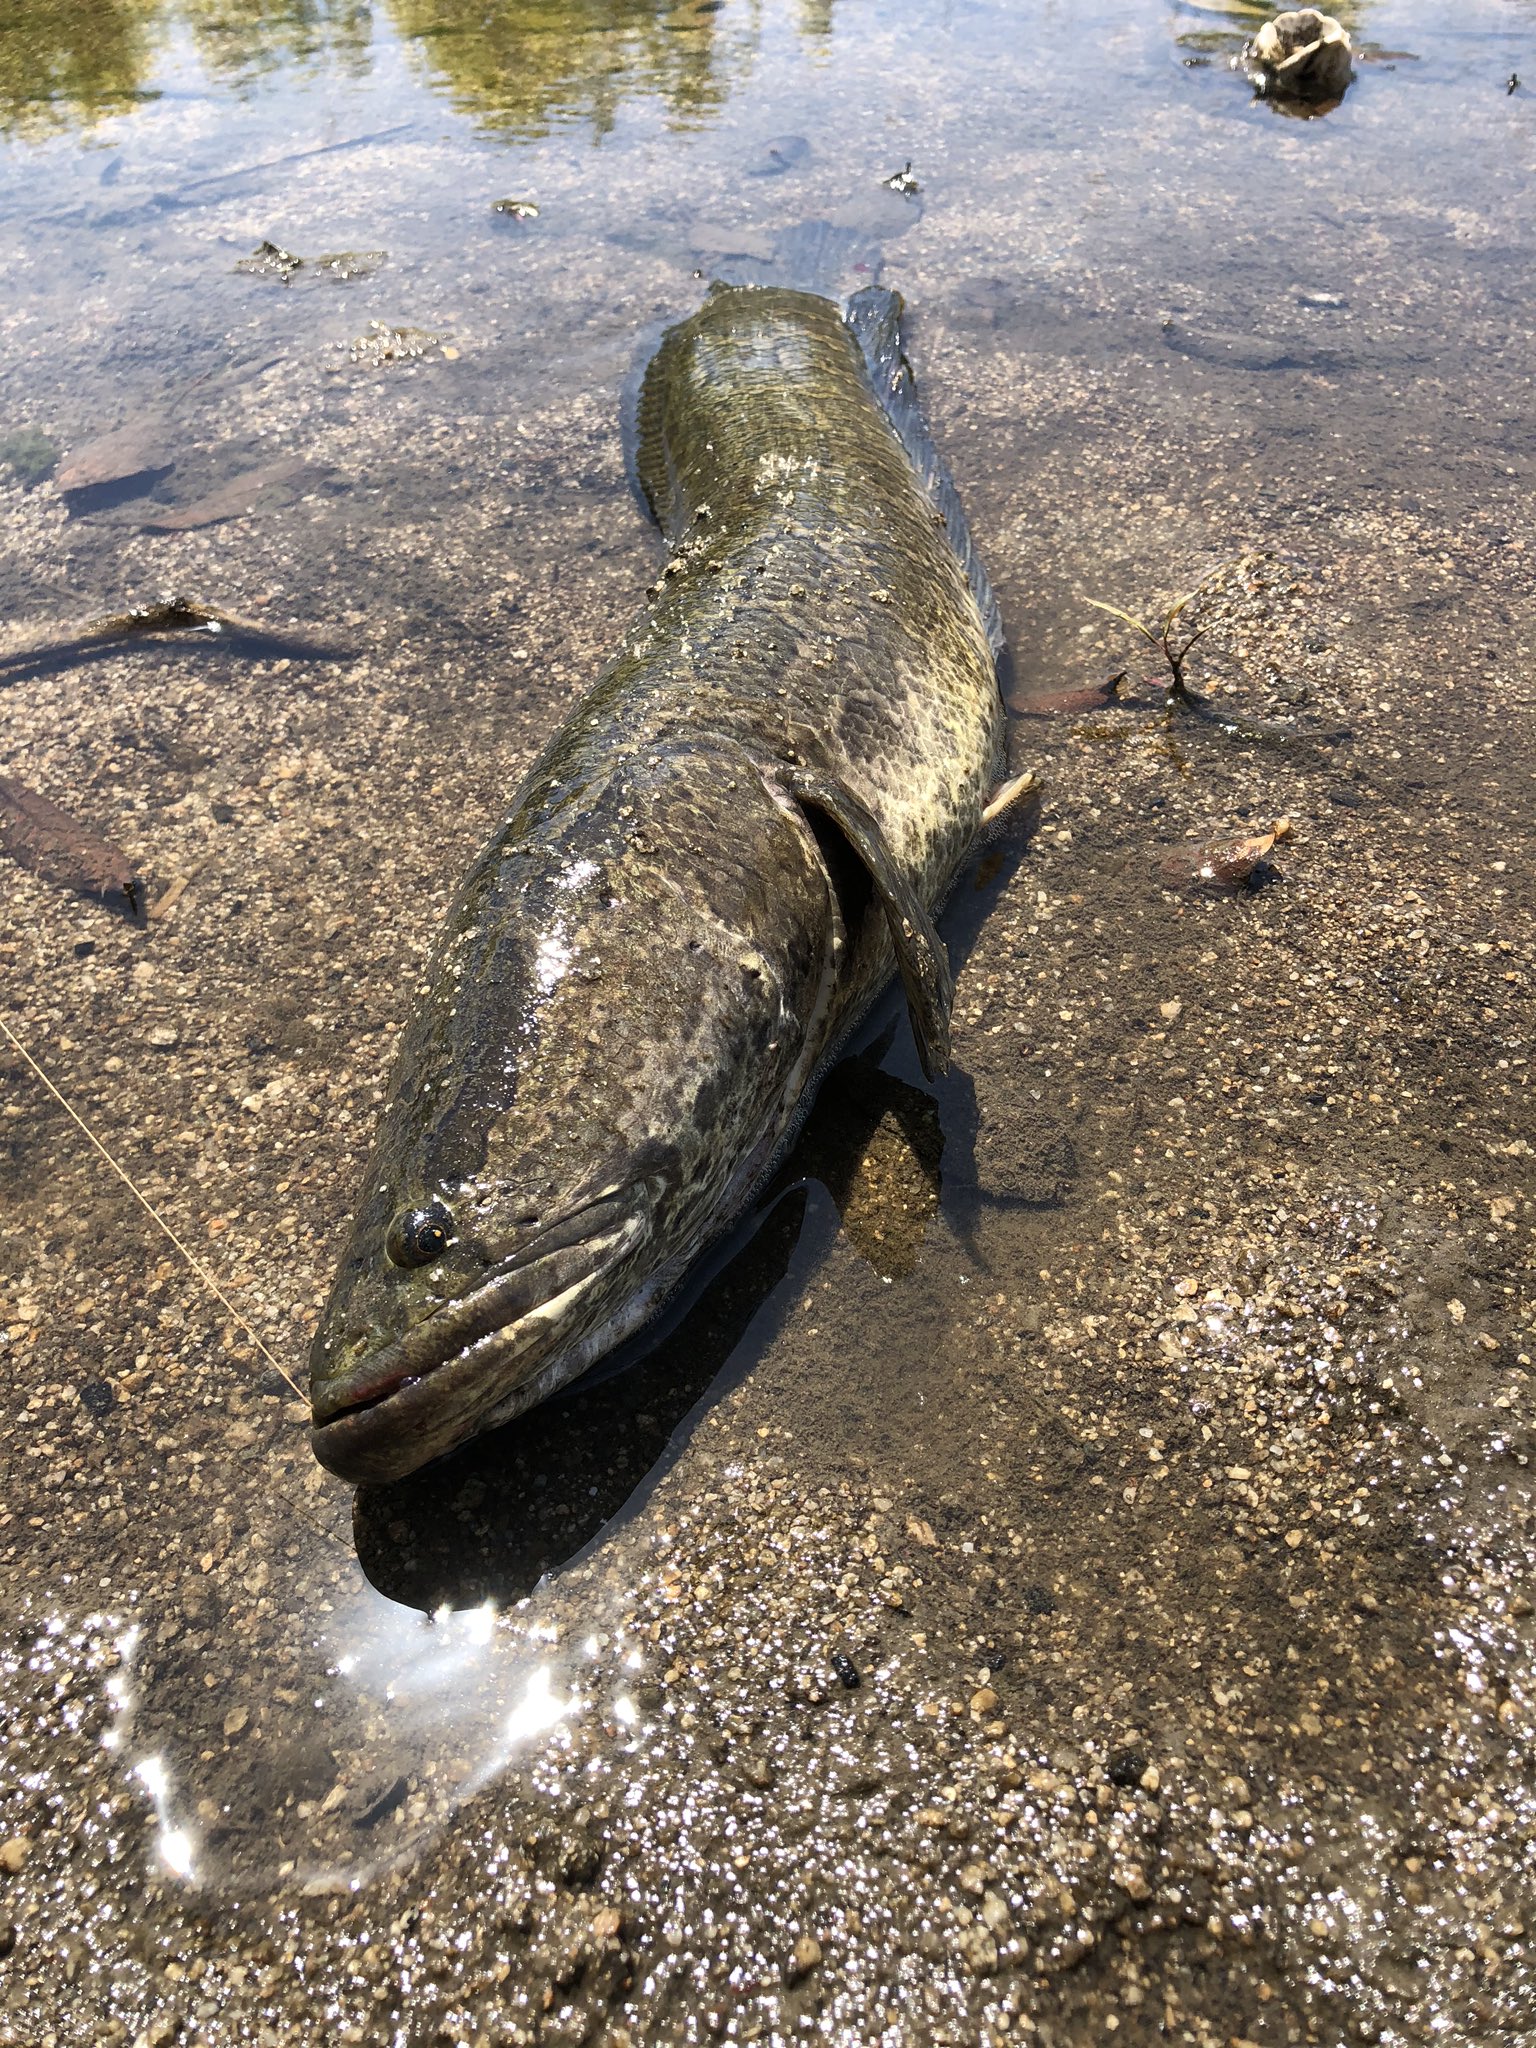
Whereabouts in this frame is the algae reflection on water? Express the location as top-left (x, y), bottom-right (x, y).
top-left (390, 0), bottom-right (750, 138)
top-left (0, 0), bottom-right (371, 136)
top-left (0, 0), bottom-right (756, 139)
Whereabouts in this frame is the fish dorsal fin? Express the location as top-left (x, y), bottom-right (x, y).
top-left (629, 315), bottom-right (687, 541)
top-left (844, 286), bottom-right (1005, 666)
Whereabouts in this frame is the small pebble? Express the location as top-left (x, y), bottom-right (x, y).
top-left (981, 1891), bottom-right (1012, 1936)
top-left (955, 1924), bottom-right (998, 1975)
top-left (787, 1933), bottom-right (822, 1981)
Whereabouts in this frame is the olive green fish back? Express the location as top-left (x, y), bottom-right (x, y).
top-left (635, 277), bottom-right (1004, 668)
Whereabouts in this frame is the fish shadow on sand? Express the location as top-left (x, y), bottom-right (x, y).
top-left (351, 797), bottom-right (1046, 1611)
top-left (352, 1180), bottom-right (821, 1611)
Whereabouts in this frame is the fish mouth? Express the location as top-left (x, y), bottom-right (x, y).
top-left (310, 1186), bottom-right (646, 1485)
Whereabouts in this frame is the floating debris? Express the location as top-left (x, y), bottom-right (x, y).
top-left (139, 457), bottom-right (314, 534)
top-left (0, 596), bottom-right (352, 684)
top-left (0, 428), bottom-right (60, 490)
top-left (314, 250), bottom-right (384, 280)
top-left (1159, 817), bottom-right (1292, 892)
top-left (347, 321), bottom-right (447, 367)
top-left (236, 238), bottom-right (303, 281)
top-left (491, 198), bottom-right (539, 219)
top-left (0, 775), bottom-right (141, 917)
top-left (56, 417), bottom-right (172, 509)
top-left (237, 241), bottom-right (385, 283)
top-left (1242, 9), bottom-right (1353, 103)
top-left (881, 161), bottom-right (920, 196)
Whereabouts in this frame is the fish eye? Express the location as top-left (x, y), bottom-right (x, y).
top-left (386, 1201), bottom-right (455, 1269)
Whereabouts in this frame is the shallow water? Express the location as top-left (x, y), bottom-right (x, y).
top-left (1, 0), bottom-right (1534, 2041)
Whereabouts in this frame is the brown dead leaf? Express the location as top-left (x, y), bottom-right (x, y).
top-left (139, 457), bottom-right (313, 534)
top-left (1012, 675), bottom-right (1126, 718)
top-left (56, 417), bottom-right (173, 497)
top-left (1158, 828), bottom-right (1281, 892)
top-left (0, 775), bottom-right (141, 915)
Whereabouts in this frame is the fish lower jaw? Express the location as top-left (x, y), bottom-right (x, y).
top-left (310, 1266), bottom-right (613, 1486)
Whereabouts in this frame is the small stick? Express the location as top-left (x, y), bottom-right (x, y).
top-left (147, 863), bottom-right (206, 924)
top-left (0, 597), bottom-right (353, 684)
top-left (164, 123), bottom-right (413, 203)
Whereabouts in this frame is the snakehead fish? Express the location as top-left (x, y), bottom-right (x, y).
top-left (309, 258), bottom-right (1034, 1483)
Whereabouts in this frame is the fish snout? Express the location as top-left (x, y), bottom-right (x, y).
top-left (308, 1181), bottom-right (652, 1483)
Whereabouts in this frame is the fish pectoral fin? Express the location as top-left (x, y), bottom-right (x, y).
top-left (786, 769), bottom-right (954, 1081)
top-left (981, 769), bottom-right (1041, 830)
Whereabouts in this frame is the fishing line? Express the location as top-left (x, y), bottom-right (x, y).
top-left (0, 1015), bottom-right (306, 1404)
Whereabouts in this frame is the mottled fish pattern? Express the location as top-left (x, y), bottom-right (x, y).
top-left (309, 279), bottom-right (1024, 1484)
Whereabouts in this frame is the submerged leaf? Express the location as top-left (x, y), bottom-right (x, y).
top-left (0, 775), bottom-right (140, 915)
top-left (1159, 817), bottom-right (1291, 892)
top-left (1083, 597), bottom-right (1158, 644)
top-left (139, 457), bottom-right (313, 534)
top-left (56, 417), bottom-right (172, 497)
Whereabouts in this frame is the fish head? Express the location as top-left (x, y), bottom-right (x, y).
top-left (308, 1115), bottom-right (680, 1487)
top-left (308, 785), bottom-right (815, 1485)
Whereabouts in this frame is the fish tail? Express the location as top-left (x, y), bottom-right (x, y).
top-left (682, 218), bottom-right (883, 298)
top-left (845, 286), bottom-right (1006, 666)
top-left (744, 219), bottom-right (883, 297)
